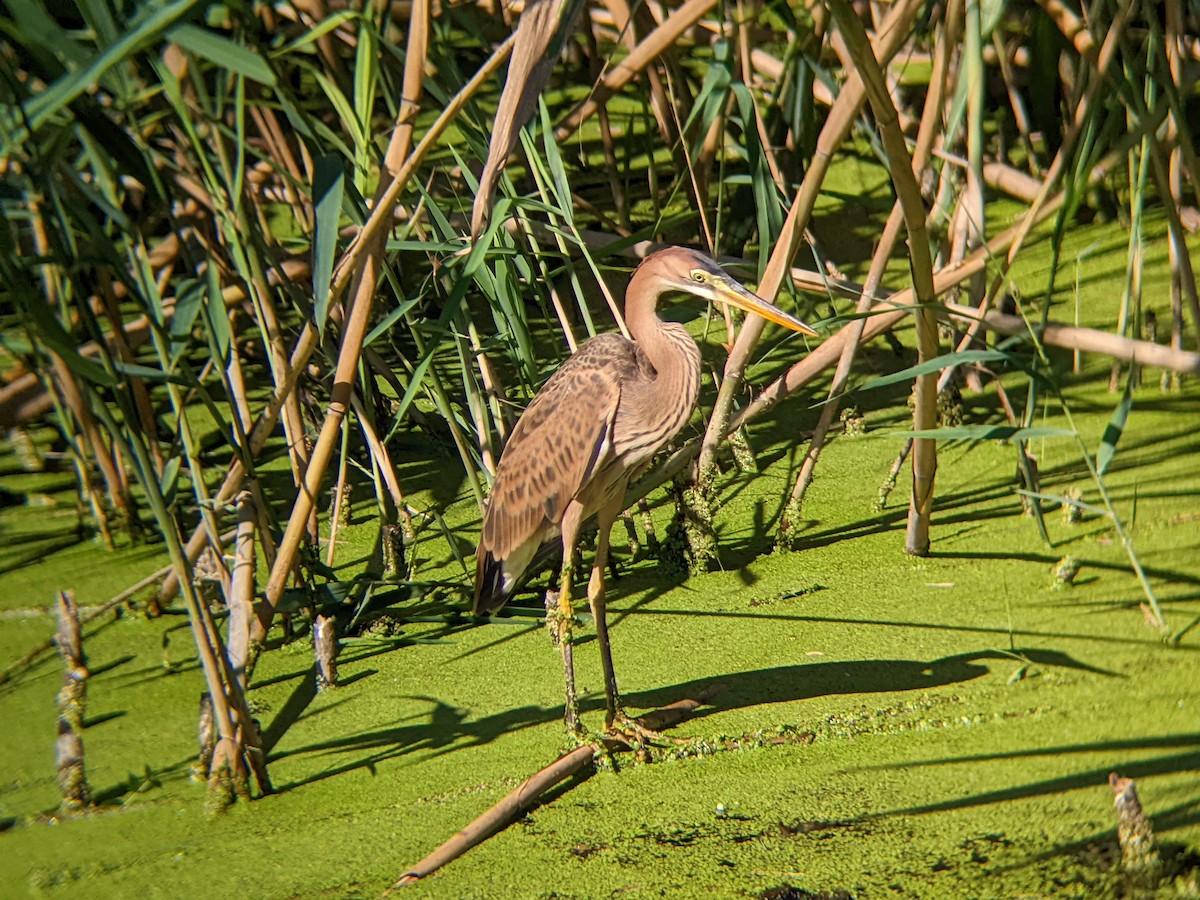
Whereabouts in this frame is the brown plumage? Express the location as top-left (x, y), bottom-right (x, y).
top-left (472, 246), bottom-right (817, 736)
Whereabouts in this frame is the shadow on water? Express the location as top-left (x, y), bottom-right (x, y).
top-left (866, 733), bottom-right (1200, 828)
top-left (265, 642), bottom-right (1122, 796)
top-left (266, 695), bottom-right (569, 794)
top-left (624, 647), bottom-right (1120, 725)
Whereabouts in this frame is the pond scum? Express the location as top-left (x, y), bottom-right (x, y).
top-left (3, 0), bottom-right (1200, 896)
top-left (2, 215), bottom-right (1199, 894)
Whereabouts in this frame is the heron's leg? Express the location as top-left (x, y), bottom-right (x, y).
top-left (590, 498), bottom-right (683, 746)
top-left (553, 504), bottom-right (584, 736)
top-left (587, 500), bottom-right (622, 731)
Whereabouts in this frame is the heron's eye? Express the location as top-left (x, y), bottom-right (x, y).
top-left (691, 271), bottom-right (706, 283)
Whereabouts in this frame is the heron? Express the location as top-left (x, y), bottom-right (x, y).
top-left (473, 246), bottom-right (818, 739)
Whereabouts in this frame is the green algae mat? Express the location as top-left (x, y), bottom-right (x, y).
top-left (2, 229), bottom-right (1199, 899)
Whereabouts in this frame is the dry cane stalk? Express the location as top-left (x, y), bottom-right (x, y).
top-left (697, 0), bottom-right (925, 484)
top-left (258, 0), bottom-right (437, 636)
top-left (226, 492), bottom-right (257, 690)
top-left (54, 590), bottom-right (91, 812)
top-left (471, 0), bottom-right (580, 239)
top-left (28, 197), bottom-right (138, 534)
top-left (826, 0), bottom-right (941, 555)
top-left (1162, 0), bottom-right (1200, 204)
top-left (983, 0), bottom-right (1138, 310)
top-left (387, 689), bottom-right (723, 890)
top-left (554, 0), bottom-right (717, 141)
top-left (350, 390), bottom-right (415, 551)
top-left (599, 0), bottom-right (680, 147)
top-left (326, 413), bottom-right (352, 568)
top-left (389, 744), bottom-right (597, 890)
top-left (781, 0), bottom-right (962, 531)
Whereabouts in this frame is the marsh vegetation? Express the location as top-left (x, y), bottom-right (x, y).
top-left (2, 0), bottom-right (1199, 894)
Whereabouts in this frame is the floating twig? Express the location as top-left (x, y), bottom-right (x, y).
top-left (388, 744), bottom-right (596, 891)
top-left (387, 688), bottom-right (726, 891)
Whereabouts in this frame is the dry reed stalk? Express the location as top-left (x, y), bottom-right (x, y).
top-left (44, 376), bottom-right (114, 548)
top-left (554, 0), bottom-right (716, 140)
top-left (389, 744), bottom-right (597, 889)
top-left (97, 273), bottom-right (164, 474)
top-left (226, 493), bottom-right (257, 690)
top-left (780, 0), bottom-right (962, 531)
top-left (1165, 0), bottom-right (1192, 366)
top-left (986, 0), bottom-right (1138, 302)
top-left (248, 105), bottom-right (310, 227)
top-left (468, 316), bottom-right (510, 451)
top-left (329, 32), bottom-right (515, 300)
top-left (27, 198), bottom-right (137, 534)
top-left (1169, 147), bottom-right (1186, 375)
top-left (471, 0), bottom-right (580, 239)
top-left (258, 0), bottom-right (436, 636)
top-left (963, 0), bottom-right (986, 288)
top-left (697, 0), bottom-right (925, 484)
top-left (349, 390), bottom-right (414, 536)
top-left (938, 300), bottom-right (1200, 374)
top-left (1035, 0), bottom-right (1096, 62)
top-left (174, 558), bottom-right (247, 802)
top-left (244, 259), bottom-right (317, 544)
top-left (599, 0), bottom-right (680, 145)
top-left (54, 590), bottom-right (91, 812)
top-left (729, 44), bottom-right (835, 109)
top-left (983, 161), bottom-right (1042, 203)
top-left (190, 563), bottom-right (272, 797)
top-left (1149, 146), bottom-right (1200, 353)
top-left (225, 318), bottom-right (255, 434)
top-left (826, 0), bottom-right (941, 555)
top-left (991, 31), bottom-right (1039, 175)
top-left (459, 331), bottom-right (497, 480)
top-left (1162, 0), bottom-right (1200, 202)
top-left (50, 354), bottom-right (136, 533)
top-left (326, 415), bottom-right (352, 568)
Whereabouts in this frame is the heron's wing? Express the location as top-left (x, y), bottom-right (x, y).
top-left (481, 334), bottom-right (637, 561)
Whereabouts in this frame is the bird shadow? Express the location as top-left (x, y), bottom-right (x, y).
top-left (623, 647), bottom-right (1120, 726)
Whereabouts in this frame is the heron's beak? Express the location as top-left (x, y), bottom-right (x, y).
top-left (715, 278), bottom-right (819, 337)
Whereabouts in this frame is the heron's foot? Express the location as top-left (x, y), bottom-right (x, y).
top-left (605, 710), bottom-right (689, 749)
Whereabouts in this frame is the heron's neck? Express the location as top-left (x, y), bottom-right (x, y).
top-left (624, 270), bottom-right (700, 404)
top-left (625, 270), bottom-right (678, 369)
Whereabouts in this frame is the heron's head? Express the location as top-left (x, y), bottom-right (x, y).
top-left (639, 247), bottom-right (819, 336)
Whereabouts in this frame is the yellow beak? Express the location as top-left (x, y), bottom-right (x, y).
top-left (714, 279), bottom-right (819, 337)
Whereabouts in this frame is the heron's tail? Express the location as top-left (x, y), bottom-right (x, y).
top-left (473, 546), bottom-right (510, 615)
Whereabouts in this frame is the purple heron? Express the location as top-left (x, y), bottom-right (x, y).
top-left (473, 247), bottom-right (817, 739)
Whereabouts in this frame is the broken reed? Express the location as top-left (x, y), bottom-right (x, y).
top-left (54, 591), bottom-right (91, 813)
